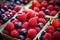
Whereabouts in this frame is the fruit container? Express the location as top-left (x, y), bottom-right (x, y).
top-left (0, 6), bottom-right (51, 40)
top-left (33, 12), bottom-right (60, 40)
top-left (0, 0), bottom-right (32, 26)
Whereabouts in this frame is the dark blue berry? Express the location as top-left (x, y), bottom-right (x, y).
top-left (19, 35), bottom-right (24, 40)
top-left (9, 6), bottom-right (14, 10)
top-left (11, 18), bottom-right (16, 21)
top-left (38, 23), bottom-right (44, 29)
top-left (1, 8), bottom-right (5, 13)
top-left (41, 7), bottom-right (46, 12)
top-left (7, 14), bottom-right (12, 19)
top-left (45, 9), bottom-right (50, 15)
top-left (38, 0), bottom-right (43, 3)
top-left (8, 9), bottom-right (12, 12)
top-left (20, 29), bottom-right (27, 36)
top-left (57, 28), bottom-right (60, 32)
top-left (16, 1), bottom-right (20, 5)
top-left (15, 22), bottom-right (22, 28)
top-left (1, 14), bottom-right (6, 19)
top-left (9, 13), bottom-right (13, 17)
top-left (4, 6), bottom-right (8, 11)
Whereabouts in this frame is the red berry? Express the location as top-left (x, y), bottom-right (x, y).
top-left (5, 22), bottom-right (14, 31)
top-left (3, 30), bottom-right (9, 35)
top-left (33, 7), bottom-right (40, 12)
top-left (50, 10), bottom-right (57, 16)
top-left (11, 30), bottom-right (19, 38)
top-left (16, 28), bottom-right (20, 33)
top-left (28, 29), bottom-right (37, 38)
top-left (29, 18), bottom-right (37, 27)
top-left (12, 10), bottom-right (16, 15)
top-left (52, 19), bottom-right (60, 28)
top-left (14, 6), bottom-right (20, 12)
top-left (47, 5), bottom-right (54, 11)
top-left (46, 26), bottom-right (55, 34)
top-left (35, 27), bottom-right (40, 33)
top-left (38, 11), bottom-right (45, 18)
top-left (25, 37), bottom-right (32, 40)
top-left (43, 33), bottom-right (52, 40)
top-left (38, 18), bottom-right (46, 25)
top-left (53, 31), bottom-right (60, 40)
top-left (41, 1), bottom-right (48, 7)
top-left (5, 11), bottom-right (9, 16)
top-left (22, 22), bottom-right (29, 29)
top-left (17, 13), bottom-right (27, 22)
top-left (27, 11), bottom-right (34, 19)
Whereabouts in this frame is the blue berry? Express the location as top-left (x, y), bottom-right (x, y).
top-left (4, 6), bottom-right (8, 11)
top-left (16, 1), bottom-right (20, 5)
top-left (19, 35), bottom-right (25, 40)
top-left (9, 6), bottom-right (14, 10)
top-left (11, 18), bottom-right (16, 21)
top-left (1, 8), bottom-right (5, 13)
top-left (38, 0), bottom-right (43, 3)
top-left (8, 9), bottom-right (12, 12)
top-left (1, 14), bottom-right (6, 19)
top-left (41, 7), bottom-right (46, 12)
top-left (57, 28), bottom-right (60, 32)
top-left (38, 23), bottom-right (44, 29)
top-left (20, 29), bottom-right (27, 36)
top-left (7, 14), bottom-right (12, 19)
top-left (45, 9), bottom-right (50, 15)
top-left (15, 22), bottom-right (22, 28)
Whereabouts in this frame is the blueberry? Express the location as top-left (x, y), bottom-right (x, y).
top-left (38, 0), bottom-right (42, 3)
top-left (20, 29), bottom-right (27, 36)
top-left (4, 6), bottom-right (8, 11)
top-left (1, 14), bottom-right (6, 19)
top-left (16, 1), bottom-right (20, 5)
top-left (45, 9), bottom-right (50, 15)
top-left (18, 11), bottom-right (22, 14)
top-left (9, 6), bottom-right (14, 10)
top-left (19, 35), bottom-right (24, 40)
top-left (9, 13), bottom-right (13, 17)
top-left (11, 18), bottom-right (16, 21)
top-left (38, 23), bottom-right (44, 29)
top-left (8, 9), bottom-right (12, 12)
top-left (15, 22), bottom-right (22, 28)
top-left (1, 8), bottom-right (5, 13)
top-left (7, 14), bottom-right (12, 19)
top-left (57, 28), bottom-right (60, 32)
top-left (41, 7), bottom-right (46, 12)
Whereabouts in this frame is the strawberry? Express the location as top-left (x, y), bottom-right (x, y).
top-left (43, 33), bottom-right (52, 40)
top-left (17, 13), bottom-right (27, 22)
top-left (52, 19), bottom-right (60, 28)
top-left (10, 30), bottom-right (19, 38)
top-left (28, 29), bottom-right (37, 38)
top-left (47, 5), bottom-right (54, 11)
top-left (46, 26), bottom-right (55, 34)
top-left (14, 5), bottom-right (20, 12)
top-left (38, 11), bottom-right (45, 18)
top-left (29, 18), bottom-right (37, 27)
top-left (5, 22), bottom-right (15, 31)
top-left (38, 18), bottom-right (46, 25)
top-left (50, 10), bottom-right (57, 16)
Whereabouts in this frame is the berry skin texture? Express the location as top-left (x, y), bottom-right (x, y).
top-left (10, 30), bottom-right (19, 38)
top-left (38, 11), bottom-right (45, 18)
top-left (41, 1), bottom-right (48, 7)
top-left (28, 29), bottom-right (37, 38)
top-left (5, 11), bottom-right (9, 16)
top-left (19, 35), bottom-right (25, 40)
top-left (27, 11), bottom-right (34, 19)
top-left (43, 33), bottom-right (52, 40)
top-left (25, 38), bottom-right (32, 40)
top-left (14, 5), bottom-right (20, 12)
top-left (5, 22), bottom-right (14, 31)
top-left (3, 30), bottom-right (9, 35)
top-left (29, 18), bottom-right (37, 27)
top-left (17, 13), bottom-right (27, 22)
top-left (46, 26), bottom-right (55, 34)
top-left (47, 5), bottom-right (54, 11)
top-left (12, 10), bottom-right (16, 15)
top-left (38, 18), bottom-right (46, 25)
top-left (50, 10), bottom-right (57, 16)
top-left (22, 22), bottom-right (29, 29)
top-left (52, 19), bottom-right (60, 28)
top-left (53, 31), bottom-right (60, 40)
top-left (35, 27), bottom-right (40, 33)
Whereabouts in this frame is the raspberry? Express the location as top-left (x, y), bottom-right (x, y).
top-left (3, 30), bottom-right (9, 35)
top-left (29, 18), bottom-right (37, 27)
top-left (27, 11), bottom-right (34, 19)
top-left (12, 10), bottom-right (16, 15)
top-left (22, 22), bottom-right (29, 29)
top-left (5, 22), bottom-right (15, 31)
top-left (43, 33), bottom-right (52, 40)
top-left (25, 38), bottom-right (32, 40)
top-left (47, 5), bottom-right (54, 11)
top-left (33, 7), bottom-right (40, 12)
top-left (28, 29), bottom-right (37, 38)
top-left (38, 11), bottom-right (45, 18)
top-left (35, 27), bottom-right (40, 33)
top-left (41, 1), bottom-right (48, 7)
top-left (50, 10), bottom-right (57, 16)
top-left (38, 18), bottom-right (46, 25)
top-left (10, 30), bottom-right (19, 38)
top-left (17, 13), bottom-right (27, 22)
top-left (46, 26), bottom-right (55, 34)
top-left (52, 19), bottom-right (60, 28)
top-left (16, 28), bottom-right (20, 33)
top-left (53, 31), bottom-right (60, 40)
top-left (14, 5), bottom-right (20, 12)
top-left (5, 11), bottom-right (9, 16)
